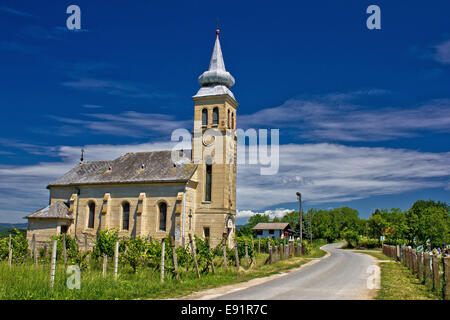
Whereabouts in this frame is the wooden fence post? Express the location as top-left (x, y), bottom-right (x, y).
top-left (102, 254), bottom-right (107, 277)
top-left (268, 244), bottom-right (272, 264)
top-left (396, 245), bottom-right (400, 261)
top-left (234, 238), bottom-right (240, 272)
top-left (50, 240), bottom-right (57, 288)
top-left (30, 234), bottom-right (35, 259)
top-left (63, 234), bottom-right (67, 265)
top-left (34, 243), bottom-right (38, 265)
top-left (208, 242), bottom-right (215, 275)
top-left (223, 242), bottom-right (227, 269)
top-left (406, 247), bottom-right (409, 268)
top-left (43, 243), bottom-right (48, 259)
top-left (84, 234), bottom-right (88, 251)
top-left (274, 246), bottom-right (278, 263)
top-left (418, 251), bottom-right (423, 281)
top-left (424, 253), bottom-right (430, 284)
top-left (172, 245), bottom-right (180, 280)
top-left (189, 234), bottom-right (200, 279)
top-left (412, 249), bottom-right (417, 275)
top-left (432, 255), bottom-right (440, 292)
top-left (258, 238), bottom-right (261, 254)
top-left (160, 241), bottom-right (165, 282)
top-left (244, 240), bottom-right (249, 268)
top-left (443, 257), bottom-right (450, 300)
top-left (8, 234), bottom-right (12, 266)
top-left (114, 240), bottom-right (119, 279)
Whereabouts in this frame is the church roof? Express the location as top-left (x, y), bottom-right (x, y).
top-left (48, 150), bottom-right (197, 187)
top-left (26, 201), bottom-right (72, 220)
top-left (194, 29), bottom-right (236, 100)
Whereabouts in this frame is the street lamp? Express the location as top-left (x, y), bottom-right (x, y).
top-left (296, 192), bottom-right (303, 253)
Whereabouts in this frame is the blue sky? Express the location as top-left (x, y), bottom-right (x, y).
top-left (0, 1), bottom-right (449, 224)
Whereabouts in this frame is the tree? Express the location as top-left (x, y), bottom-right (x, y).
top-left (406, 200), bottom-right (450, 245)
top-left (247, 214), bottom-right (270, 228)
top-left (237, 213), bottom-right (271, 237)
top-left (368, 210), bottom-right (389, 240)
top-left (281, 211), bottom-right (299, 229)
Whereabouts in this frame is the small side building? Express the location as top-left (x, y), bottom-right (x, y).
top-left (26, 201), bottom-right (73, 246)
top-left (252, 223), bottom-right (294, 240)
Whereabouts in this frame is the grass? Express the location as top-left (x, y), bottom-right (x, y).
top-left (377, 262), bottom-right (440, 300)
top-left (351, 249), bottom-right (393, 261)
top-left (354, 248), bottom-right (441, 300)
top-left (0, 245), bottom-right (327, 300)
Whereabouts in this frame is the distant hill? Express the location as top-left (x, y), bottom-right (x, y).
top-left (0, 223), bottom-right (27, 231)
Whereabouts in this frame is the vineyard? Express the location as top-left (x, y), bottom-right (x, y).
top-left (0, 228), bottom-right (323, 299)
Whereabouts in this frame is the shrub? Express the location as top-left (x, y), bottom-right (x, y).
top-left (92, 229), bottom-right (118, 259)
top-left (0, 229), bottom-right (29, 263)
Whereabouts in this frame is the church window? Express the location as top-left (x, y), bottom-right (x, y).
top-left (87, 202), bottom-right (95, 228)
top-left (122, 202), bottom-right (130, 231)
top-left (231, 112), bottom-right (235, 129)
top-left (202, 108), bottom-right (208, 126)
top-left (205, 164), bottom-right (212, 201)
top-left (159, 202), bottom-right (167, 231)
top-left (228, 110), bottom-right (230, 128)
top-left (213, 107), bottom-right (219, 125)
top-left (204, 227), bottom-right (210, 243)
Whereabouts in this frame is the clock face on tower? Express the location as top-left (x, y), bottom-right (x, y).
top-left (202, 132), bottom-right (216, 147)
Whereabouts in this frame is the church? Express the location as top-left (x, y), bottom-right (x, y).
top-left (26, 29), bottom-right (238, 249)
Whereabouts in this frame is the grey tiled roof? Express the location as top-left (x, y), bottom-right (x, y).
top-left (252, 223), bottom-right (291, 230)
top-left (26, 201), bottom-right (72, 220)
top-left (48, 150), bottom-right (197, 187)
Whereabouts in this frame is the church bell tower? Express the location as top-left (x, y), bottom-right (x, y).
top-left (192, 28), bottom-right (237, 247)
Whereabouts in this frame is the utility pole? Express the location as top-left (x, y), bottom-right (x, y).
top-left (309, 209), bottom-right (313, 244)
top-left (296, 192), bottom-right (303, 251)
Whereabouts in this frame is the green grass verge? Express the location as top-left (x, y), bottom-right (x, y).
top-left (351, 249), bottom-right (393, 261)
top-left (354, 249), bottom-right (441, 300)
top-left (0, 245), bottom-right (327, 300)
top-left (377, 262), bottom-right (440, 300)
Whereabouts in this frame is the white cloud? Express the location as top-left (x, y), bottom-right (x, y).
top-left (0, 6), bottom-right (34, 17)
top-left (237, 208), bottom-right (293, 220)
top-left (434, 40), bottom-right (450, 65)
top-left (47, 111), bottom-right (191, 137)
top-left (236, 143), bottom-right (450, 209)
top-left (239, 95), bottom-right (450, 142)
top-left (62, 77), bottom-right (173, 99)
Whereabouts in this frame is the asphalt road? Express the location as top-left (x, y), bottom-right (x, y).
top-left (213, 242), bottom-right (378, 300)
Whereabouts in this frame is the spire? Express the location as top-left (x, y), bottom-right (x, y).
top-left (208, 28), bottom-right (226, 72)
top-left (194, 28), bottom-right (236, 99)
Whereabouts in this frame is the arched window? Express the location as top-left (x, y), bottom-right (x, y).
top-left (228, 110), bottom-right (230, 128)
top-left (159, 202), bottom-right (167, 231)
top-left (122, 202), bottom-right (130, 230)
top-left (231, 112), bottom-right (235, 129)
top-left (202, 108), bottom-right (208, 126)
top-left (205, 164), bottom-right (212, 201)
top-left (88, 202), bottom-right (95, 228)
top-left (213, 107), bottom-right (219, 125)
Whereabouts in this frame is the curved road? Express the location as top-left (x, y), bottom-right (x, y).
top-left (212, 243), bottom-right (378, 300)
